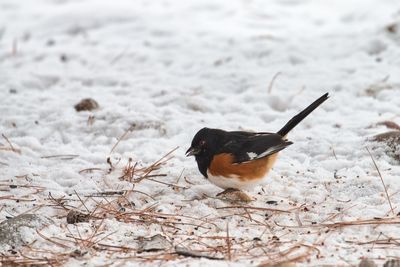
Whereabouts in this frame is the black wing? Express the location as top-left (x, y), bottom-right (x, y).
top-left (219, 132), bottom-right (292, 164)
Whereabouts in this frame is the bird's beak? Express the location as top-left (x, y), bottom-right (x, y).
top-left (186, 147), bottom-right (200, 157)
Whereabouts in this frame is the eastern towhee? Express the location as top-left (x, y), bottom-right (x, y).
top-left (186, 93), bottom-right (329, 191)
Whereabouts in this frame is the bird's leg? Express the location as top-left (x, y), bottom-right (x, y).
top-left (216, 188), bottom-right (253, 202)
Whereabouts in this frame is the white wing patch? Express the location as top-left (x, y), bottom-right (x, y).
top-left (256, 146), bottom-right (279, 159)
top-left (254, 132), bottom-right (273, 136)
top-left (247, 152), bottom-right (257, 160)
top-left (246, 146), bottom-right (279, 161)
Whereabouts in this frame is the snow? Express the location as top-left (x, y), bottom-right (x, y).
top-left (1, 0), bottom-right (400, 265)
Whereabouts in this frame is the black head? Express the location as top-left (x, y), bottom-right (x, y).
top-left (186, 127), bottom-right (225, 178)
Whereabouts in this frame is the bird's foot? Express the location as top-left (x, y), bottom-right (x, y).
top-left (216, 188), bottom-right (253, 202)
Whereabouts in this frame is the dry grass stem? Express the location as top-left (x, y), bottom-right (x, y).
top-left (366, 147), bottom-right (395, 216)
top-left (4, 143), bottom-right (396, 266)
top-left (109, 125), bottom-right (135, 154)
top-left (1, 134), bottom-right (21, 154)
top-left (226, 222), bottom-right (232, 261)
top-left (267, 72), bottom-right (282, 94)
top-left (276, 217), bottom-right (400, 229)
top-left (40, 154), bottom-right (78, 160)
top-left (217, 205), bottom-right (291, 213)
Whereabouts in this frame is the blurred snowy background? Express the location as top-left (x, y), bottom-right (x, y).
top-left (1, 0), bottom-right (400, 266)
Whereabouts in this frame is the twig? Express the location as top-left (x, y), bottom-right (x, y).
top-left (79, 168), bottom-right (103, 174)
top-left (226, 222), bottom-right (231, 261)
top-left (346, 236), bottom-right (400, 246)
top-left (176, 168), bottom-right (185, 184)
top-left (268, 72), bottom-right (282, 94)
top-left (276, 217), bottom-right (400, 229)
top-left (331, 146), bottom-right (338, 160)
top-left (74, 190), bottom-right (90, 213)
top-left (145, 178), bottom-right (188, 189)
top-left (258, 243), bottom-right (318, 267)
top-left (0, 195), bottom-right (15, 200)
top-left (243, 208), bottom-right (254, 222)
top-left (320, 204), bottom-right (357, 224)
top-left (47, 192), bottom-right (71, 211)
top-left (146, 147), bottom-right (178, 171)
top-left (41, 154), bottom-right (78, 160)
top-left (217, 205), bottom-right (290, 213)
top-left (174, 246), bottom-right (223, 260)
top-left (381, 232), bottom-right (400, 246)
top-left (131, 147), bottom-right (179, 184)
top-left (109, 47), bottom-right (129, 65)
top-left (1, 134), bottom-right (21, 154)
top-left (109, 125), bottom-right (135, 154)
top-left (371, 232), bottom-right (382, 252)
top-left (366, 147), bottom-right (395, 216)
top-left (129, 190), bottom-right (156, 200)
top-left (85, 191), bottom-right (125, 197)
top-left (184, 176), bottom-right (195, 185)
top-left (295, 209), bottom-right (303, 227)
top-left (36, 230), bottom-right (70, 249)
top-left (89, 230), bottom-right (118, 249)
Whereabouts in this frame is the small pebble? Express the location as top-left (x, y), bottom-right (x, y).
top-left (74, 98), bottom-right (99, 112)
top-left (359, 258), bottom-right (377, 267)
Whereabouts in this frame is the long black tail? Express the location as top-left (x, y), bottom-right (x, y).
top-left (277, 93), bottom-right (329, 137)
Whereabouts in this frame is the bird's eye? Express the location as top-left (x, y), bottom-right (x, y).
top-left (199, 140), bottom-right (206, 146)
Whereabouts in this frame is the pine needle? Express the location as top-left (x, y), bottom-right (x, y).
top-left (366, 147), bottom-right (395, 216)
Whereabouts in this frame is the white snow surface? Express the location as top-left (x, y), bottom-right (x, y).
top-left (1, 0), bottom-right (400, 265)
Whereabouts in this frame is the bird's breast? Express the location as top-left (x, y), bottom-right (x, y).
top-left (207, 153), bottom-right (279, 189)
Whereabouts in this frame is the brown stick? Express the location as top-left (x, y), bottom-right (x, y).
top-left (175, 246), bottom-right (223, 260)
top-left (40, 154), bottom-right (78, 159)
top-left (276, 217), bottom-right (400, 229)
top-left (145, 177), bottom-right (188, 189)
top-left (217, 205), bottom-right (290, 213)
top-left (78, 168), bottom-right (103, 174)
top-left (1, 134), bottom-right (21, 154)
top-left (36, 230), bottom-right (70, 249)
top-left (226, 222), bottom-right (232, 261)
top-left (74, 190), bottom-right (90, 213)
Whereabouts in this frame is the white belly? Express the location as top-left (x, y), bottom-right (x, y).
top-left (207, 171), bottom-right (263, 190)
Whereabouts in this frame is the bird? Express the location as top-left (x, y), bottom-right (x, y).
top-left (186, 93), bottom-right (329, 193)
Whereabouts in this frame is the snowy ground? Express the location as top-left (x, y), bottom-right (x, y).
top-left (1, 0), bottom-right (400, 265)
